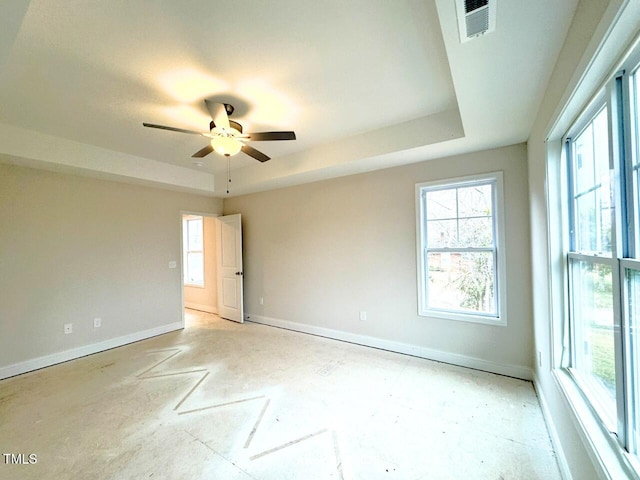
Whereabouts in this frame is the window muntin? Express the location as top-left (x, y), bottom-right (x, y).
top-left (416, 173), bottom-right (505, 325)
top-left (184, 216), bottom-right (204, 287)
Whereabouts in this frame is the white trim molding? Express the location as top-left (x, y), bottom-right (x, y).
top-left (245, 313), bottom-right (532, 380)
top-left (0, 322), bottom-right (183, 380)
top-left (533, 373), bottom-right (574, 480)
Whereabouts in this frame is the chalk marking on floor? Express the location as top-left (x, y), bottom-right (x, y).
top-left (333, 430), bottom-right (345, 480)
top-left (173, 371), bottom-right (210, 411)
top-left (244, 398), bottom-right (271, 449)
top-left (137, 349), bottom-right (181, 377)
top-left (250, 428), bottom-right (328, 460)
top-left (134, 346), bottom-right (349, 479)
top-left (139, 369), bottom-right (208, 380)
top-left (178, 395), bottom-right (266, 416)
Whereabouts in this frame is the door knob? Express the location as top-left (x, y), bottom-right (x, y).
top-left (235, 271), bottom-right (243, 276)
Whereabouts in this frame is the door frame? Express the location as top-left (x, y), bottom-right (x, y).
top-left (179, 210), bottom-right (220, 328)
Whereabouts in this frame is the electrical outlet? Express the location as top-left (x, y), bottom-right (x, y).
top-left (94, 317), bottom-right (102, 328)
top-left (64, 323), bottom-right (73, 334)
top-left (359, 311), bottom-right (367, 321)
top-left (168, 261), bottom-right (177, 269)
top-left (260, 297), bottom-right (264, 305)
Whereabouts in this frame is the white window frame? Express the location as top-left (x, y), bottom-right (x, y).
top-left (563, 92), bottom-right (621, 432)
top-left (183, 215), bottom-right (205, 288)
top-left (415, 171), bottom-right (507, 326)
top-left (557, 41), bottom-right (640, 476)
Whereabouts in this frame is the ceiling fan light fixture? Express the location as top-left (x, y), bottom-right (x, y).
top-left (211, 136), bottom-right (242, 156)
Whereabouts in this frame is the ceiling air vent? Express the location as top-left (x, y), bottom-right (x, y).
top-left (456, 0), bottom-right (496, 43)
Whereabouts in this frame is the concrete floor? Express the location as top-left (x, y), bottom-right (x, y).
top-left (1, 310), bottom-right (561, 479)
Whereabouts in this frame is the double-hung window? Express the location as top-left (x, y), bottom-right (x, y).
top-left (416, 172), bottom-right (507, 325)
top-left (183, 215), bottom-right (204, 287)
top-left (563, 48), bottom-right (640, 460)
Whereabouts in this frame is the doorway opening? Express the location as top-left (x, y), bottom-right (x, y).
top-left (180, 212), bottom-right (244, 326)
top-left (181, 213), bottom-right (219, 325)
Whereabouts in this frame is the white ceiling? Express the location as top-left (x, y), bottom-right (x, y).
top-left (0, 0), bottom-right (578, 197)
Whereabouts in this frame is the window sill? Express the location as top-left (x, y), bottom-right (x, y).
top-left (553, 369), bottom-right (640, 479)
top-left (184, 283), bottom-right (205, 289)
top-left (418, 308), bottom-right (506, 327)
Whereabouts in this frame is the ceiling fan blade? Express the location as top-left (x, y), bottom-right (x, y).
top-left (143, 123), bottom-right (202, 135)
top-left (192, 144), bottom-right (214, 158)
top-left (204, 100), bottom-right (230, 129)
top-left (241, 144), bottom-right (270, 162)
top-left (246, 131), bottom-right (296, 141)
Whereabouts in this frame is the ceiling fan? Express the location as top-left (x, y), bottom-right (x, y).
top-left (143, 99), bottom-right (296, 162)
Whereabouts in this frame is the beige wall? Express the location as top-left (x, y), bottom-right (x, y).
top-left (224, 143), bottom-right (533, 374)
top-left (184, 215), bottom-right (218, 313)
top-left (0, 163), bottom-right (222, 369)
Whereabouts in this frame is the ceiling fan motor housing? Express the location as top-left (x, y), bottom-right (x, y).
top-left (210, 120), bottom-right (243, 134)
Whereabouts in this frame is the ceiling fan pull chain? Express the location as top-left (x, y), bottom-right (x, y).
top-left (228, 157), bottom-right (231, 194)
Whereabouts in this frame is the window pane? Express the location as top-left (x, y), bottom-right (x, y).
top-left (631, 71), bottom-right (640, 257)
top-left (596, 182), bottom-right (612, 254)
top-left (570, 259), bottom-right (616, 426)
top-left (427, 251), bottom-right (496, 315)
top-left (572, 108), bottom-right (612, 255)
top-left (427, 219), bottom-right (457, 248)
top-left (628, 267), bottom-right (640, 451)
top-left (625, 269), bottom-right (640, 453)
top-left (575, 191), bottom-right (597, 252)
top-left (575, 183), bottom-right (612, 256)
top-left (459, 217), bottom-right (493, 247)
top-left (574, 123), bottom-right (595, 194)
top-left (635, 163), bottom-right (640, 258)
top-left (187, 252), bottom-right (204, 285)
top-left (188, 218), bottom-right (203, 250)
top-left (593, 108), bottom-right (610, 181)
top-left (426, 189), bottom-right (456, 220)
top-left (594, 108), bottom-right (612, 255)
top-left (458, 184), bottom-right (492, 217)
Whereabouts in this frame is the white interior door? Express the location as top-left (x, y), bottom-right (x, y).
top-left (216, 214), bottom-right (244, 323)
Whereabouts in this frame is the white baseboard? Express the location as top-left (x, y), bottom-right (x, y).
top-left (185, 302), bottom-right (218, 314)
top-left (0, 322), bottom-right (183, 380)
top-left (245, 313), bottom-right (532, 380)
top-left (533, 373), bottom-right (573, 480)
